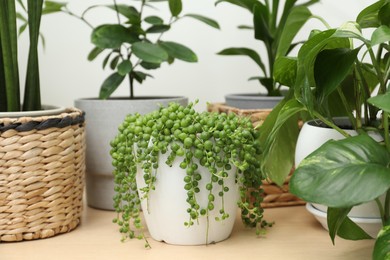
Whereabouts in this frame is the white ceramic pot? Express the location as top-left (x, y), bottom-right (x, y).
top-left (295, 118), bottom-right (384, 218)
top-left (75, 97), bottom-right (188, 210)
top-left (136, 153), bottom-right (239, 245)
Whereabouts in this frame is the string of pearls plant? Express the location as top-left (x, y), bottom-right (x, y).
top-left (110, 101), bottom-right (272, 247)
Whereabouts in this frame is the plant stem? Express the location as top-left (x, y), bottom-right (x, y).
top-left (384, 188), bottom-right (390, 225)
top-left (384, 111), bottom-right (390, 152)
top-left (113, 0), bottom-right (121, 24)
top-left (376, 197), bottom-right (385, 225)
top-left (336, 88), bottom-right (357, 130)
top-left (129, 73), bottom-right (134, 99)
top-left (313, 111), bottom-right (351, 137)
top-left (311, 15), bottom-right (331, 29)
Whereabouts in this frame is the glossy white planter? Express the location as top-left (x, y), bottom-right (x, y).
top-left (75, 97), bottom-right (188, 210)
top-left (136, 153), bottom-right (239, 245)
top-left (295, 119), bottom-right (384, 219)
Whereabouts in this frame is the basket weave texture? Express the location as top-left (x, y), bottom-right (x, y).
top-left (208, 103), bottom-right (305, 208)
top-left (0, 108), bottom-right (85, 242)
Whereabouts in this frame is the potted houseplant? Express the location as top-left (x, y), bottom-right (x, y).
top-left (110, 101), bottom-right (272, 247)
top-left (59, 0), bottom-right (220, 210)
top-left (214, 0), bottom-right (321, 109)
top-left (261, 0), bottom-right (390, 258)
top-left (0, 0), bottom-right (85, 241)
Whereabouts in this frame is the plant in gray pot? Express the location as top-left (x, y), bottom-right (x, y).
top-left (261, 0), bottom-right (390, 257)
top-left (60, 0), bottom-right (219, 210)
top-left (0, 1), bottom-right (85, 241)
top-left (215, 0), bottom-right (321, 109)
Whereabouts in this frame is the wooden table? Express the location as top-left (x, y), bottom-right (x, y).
top-left (0, 205), bottom-right (374, 260)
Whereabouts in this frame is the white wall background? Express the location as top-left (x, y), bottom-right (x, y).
top-left (18, 0), bottom-right (368, 110)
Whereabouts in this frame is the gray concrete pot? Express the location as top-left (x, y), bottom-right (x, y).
top-left (225, 93), bottom-right (283, 109)
top-left (75, 97), bottom-right (188, 210)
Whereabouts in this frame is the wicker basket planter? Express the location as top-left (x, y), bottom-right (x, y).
top-left (0, 108), bottom-right (85, 242)
top-left (208, 103), bottom-right (305, 208)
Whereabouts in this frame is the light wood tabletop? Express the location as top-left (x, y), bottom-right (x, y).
top-left (0, 204), bottom-right (375, 260)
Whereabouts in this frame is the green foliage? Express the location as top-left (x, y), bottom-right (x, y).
top-left (0, 0), bottom-right (63, 112)
top-left (260, 0), bottom-right (390, 256)
top-left (61, 0), bottom-right (219, 99)
top-left (110, 102), bottom-right (272, 246)
top-left (215, 0), bottom-right (319, 96)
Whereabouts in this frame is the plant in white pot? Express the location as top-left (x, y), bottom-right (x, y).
top-left (0, 0), bottom-right (85, 241)
top-left (215, 0), bottom-right (321, 109)
top-left (260, 0), bottom-right (390, 258)
top-left (110, 101), bottom-right (272, 247)
top-left (59, 0), bottom-right (220, 209)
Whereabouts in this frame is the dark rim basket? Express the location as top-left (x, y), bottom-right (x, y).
top-left (0, 108), bottom-right (85, 242)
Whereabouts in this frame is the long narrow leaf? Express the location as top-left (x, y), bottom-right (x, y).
top-left (99, 73), bottom-right (125, 99)
top-left (0, 0), bottom-right (20, 111)
top-left (217, 47), bottom-right (267, 76)
top-left (276, 6), bottom-right (312, 58)
top-left (23, 0), bottom-right (44, 111)
top-left (184, 14), bottom-right (220, 29)
top-left (0, 34), bottom-right (6, 111)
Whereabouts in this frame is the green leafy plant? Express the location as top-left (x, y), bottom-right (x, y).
top-left (61, 0), bottom-right (219, 99)
top-left (215, 0), bottom-right (321, 96)
top-left (260, 0), bottom-right (390, 258)
top-left (1, 0), bottom-right (47, 112)
top-left (110, 101), bottom-right (272, 247)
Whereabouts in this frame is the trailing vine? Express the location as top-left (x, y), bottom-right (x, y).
top-left (110, 101), bottom-right (272, 247)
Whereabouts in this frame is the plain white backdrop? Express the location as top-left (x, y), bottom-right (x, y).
top-left (18, 0), bottom-right (368, 110)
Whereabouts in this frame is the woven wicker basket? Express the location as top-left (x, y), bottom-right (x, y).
top-left (0, 108), bottom-right (85, 242)
top-left (208, 103), bottom-right (305, 208)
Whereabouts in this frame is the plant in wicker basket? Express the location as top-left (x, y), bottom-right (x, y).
top-left (110, 101), bottom-right (272, 247)
top-left (0, 1), bottom-right (85, 242)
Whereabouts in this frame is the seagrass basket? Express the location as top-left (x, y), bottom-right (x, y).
top-left (208, 103), bottom-right (305, 208)
top-left (0, 108), bottom-right (85, 242)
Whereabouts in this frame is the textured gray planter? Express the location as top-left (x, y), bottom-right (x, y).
top-left (225, 93), bottom-right (283, 109)
top-left (75, 97), bottom-right (188, 210)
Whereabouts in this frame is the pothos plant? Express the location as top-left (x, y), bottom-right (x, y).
top-left (110, 101), bottom-right (272, 247)
top-left (259, 0), bottom-right (390, 258)
top-left (60, 0), bottom-right (219, 99)
top-left (0, 0), bottom-right (62, 112)
top-left (215, 0), bottom-right (321, 96)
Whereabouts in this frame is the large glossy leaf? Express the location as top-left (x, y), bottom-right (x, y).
top-left (169, 0), bottom-right (182, 17)
top-left (371, 25), bottom-right (390, 46)
top-left (276, 6), bottom-right (312, 58)
top-left (184, 14), bottom-right (220, 29)
top-left (131, 42), bottom-right (168, 63)
top-left (159, 41), bottom-right (197, 62)
top-left (290, 135), bottom-right (390, 208)
top-left (92, 25), bottom-right (138, 49)
top-left (99, 72), bottom-right (125, 99)
top-left (261, 98), bottom-right (305, 185)
top-left (314, 48), bottom-right (359, 99)
top-left (217, 47), bottom-right (266, 76)
top-left (357, 1), bottom-right (384, 28)
top-left (379, 3), bottom-right (390, 27)
top-left (373, 225), bottom-right (390, 260)
top-left (327, 207), bottom-right (372, 245)
top-left (253, 4), bottom-right (271, 44)
top-left (368, 92), bottom-right (390, 113)
top-left (274, 56), bottom-right (297, 88)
